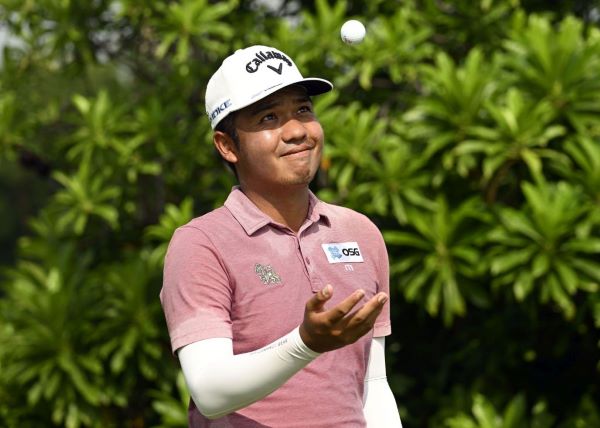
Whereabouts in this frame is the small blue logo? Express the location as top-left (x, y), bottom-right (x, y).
top-left (327, 246), bottom-right (343, 259)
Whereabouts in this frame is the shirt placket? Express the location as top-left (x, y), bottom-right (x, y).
top-left (296, 226), bottom-right (324, 293)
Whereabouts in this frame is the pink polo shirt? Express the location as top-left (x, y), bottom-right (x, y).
top-left (161, 187), bottom-right (391, 428)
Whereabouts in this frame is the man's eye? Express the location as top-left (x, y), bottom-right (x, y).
top-left (299, 105), bottom-right (312, 113)
top-left (260, 113), bottom-right (275, 123)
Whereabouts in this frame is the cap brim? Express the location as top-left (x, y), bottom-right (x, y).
top-left (296, 78), bottom-right (334, 96)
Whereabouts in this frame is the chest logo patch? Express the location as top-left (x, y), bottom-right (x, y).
top-left (255, 263), bottom-right (282, 286)
top-left (321, 242), bottom-right (364, 263)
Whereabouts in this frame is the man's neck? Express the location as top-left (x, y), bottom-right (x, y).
top-left (240, 185), bottom-right (310, 233)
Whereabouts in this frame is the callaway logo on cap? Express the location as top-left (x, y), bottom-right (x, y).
top-left (205, 45), bottom-right (333, 129)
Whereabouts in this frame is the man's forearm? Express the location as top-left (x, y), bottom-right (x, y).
top-left (363, 337), bottom-right (403, 427)
top-left (178, 327), bottom-right (320, 419)
top-left (363, 377), bottom-right (403, 427)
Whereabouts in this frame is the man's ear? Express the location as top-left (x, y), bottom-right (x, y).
top-left (213, 131), bottom-right (239, 164)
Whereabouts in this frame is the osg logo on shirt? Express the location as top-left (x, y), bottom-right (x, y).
top-left (321, 242), bottom-right (364, 263)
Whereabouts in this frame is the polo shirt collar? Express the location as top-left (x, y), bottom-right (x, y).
top-left (224, 186), bottom-right (329, 235)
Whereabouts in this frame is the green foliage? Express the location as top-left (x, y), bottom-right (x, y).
top-left (52, 167), bottom-right (121, 234)
top-left (153, 0), bottom-right (238, 64)
top-left (488, 179), bottom-right (600, 318)
top-left (0, 91), bottom-right (19, 158)
top-left (445, 392), bottom-right (600, 428)
top-left (457, 88), bottom-right (567, 195)
top-left (95, 253), bottom-right (165, 382)
top-left (1, 1), bottom-right (599, 427)
top-left (145, 197), bottom-right (195, 268)
top-left (1, 257), bottom-right (107, 427)
top-left (502, 15), bottom-right (600, 133)
top-left (334, 3), bottom-right (435, 89)
top-left (555, 136), bottom-right (600, 204)
top-left (385, 197), bottom-right (490, 325)
top-left (405, 47), bottom-right (497, 184)
top-left (445, 393), bottom-right (555, 428)
top-left (150, 372), bottom-right (190, 428)
top-left (419, 0), bottom-right (521, 55)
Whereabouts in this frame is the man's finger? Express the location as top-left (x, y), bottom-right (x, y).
top-left (345, 293), bottom-right (387, 329)
top-left (305, 284), bottom-right (333, 312)
top-left (324, 289), bottom-right (366, 324)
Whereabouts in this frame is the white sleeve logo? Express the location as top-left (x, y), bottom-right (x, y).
top-left (321, 242), bottom-right (364, 263)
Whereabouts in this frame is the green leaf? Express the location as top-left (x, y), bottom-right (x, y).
top-left (503, 393), bottom-right (527, 428)
top-left (555, 260), bottom-right (578, 294)
top-left (570, 258), bottom-right (600, 282)
top-left (383, 231), bottom-right (430, 250)
top-left (405, 269), bottom-right (433, 300)
top-left (491, 247), bottom-right (535, 275)
top-left (547, 274), bottom-right (575, 318)
top-left (472, 394), bottom-right (499, 428)
top-left (521, 148), bottom-right (543, 181)
top-left (562, 238), bottom-right (600, 254)
top-left (531, 253), bottom-right (550, 278)
top-left (514, 270), bottom-right (534, 300)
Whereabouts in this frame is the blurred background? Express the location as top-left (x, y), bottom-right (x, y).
top-left (1, 0), bottom-right (599, 427)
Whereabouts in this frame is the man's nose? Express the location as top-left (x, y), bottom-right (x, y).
top-left (281, 118), bottom-right (307, 143)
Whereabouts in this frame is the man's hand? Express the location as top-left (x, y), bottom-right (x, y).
top-left (299, 284), bottom-right (388, 353)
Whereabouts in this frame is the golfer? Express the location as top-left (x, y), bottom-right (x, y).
top-left (160, 45), bottom-right (403, 427)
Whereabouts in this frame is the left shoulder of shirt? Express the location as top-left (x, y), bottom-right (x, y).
top-left (319, 201), bottom-right (380, 232)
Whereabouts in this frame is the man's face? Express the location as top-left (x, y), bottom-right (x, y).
top-left (230, 85), bottom-right (324, 191)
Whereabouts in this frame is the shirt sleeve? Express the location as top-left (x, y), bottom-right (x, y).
top-left (160, 225), bottom-right (234, 353)
top-left (373, 227), bottom-right (392, 337)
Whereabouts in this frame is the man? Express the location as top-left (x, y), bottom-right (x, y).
top-left (160, 45), bottom-right (403, 427)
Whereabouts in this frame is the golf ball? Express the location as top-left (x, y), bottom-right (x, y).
top-left (341, 20), bottom-right (366, 45)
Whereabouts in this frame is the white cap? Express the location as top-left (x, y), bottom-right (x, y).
top-left (205, 45), bottom-right (333, 129)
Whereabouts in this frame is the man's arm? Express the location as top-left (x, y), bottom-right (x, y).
top-left (178, 285), bottom-right (387, 419)
top-left (178, 327), bottom-right (319, 419)
top-left (363, 337), bottom-right (403, 427)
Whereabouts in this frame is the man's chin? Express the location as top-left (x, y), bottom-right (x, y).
top-left (287, 169), bottom-right (318, 186)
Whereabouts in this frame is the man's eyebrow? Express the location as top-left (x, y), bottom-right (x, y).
top-left (248, 95), bottom-right (312, 117)
top-left (296, 94), bottom-right (312, 104)
top-left (248, 99), bottom-right (280, 116)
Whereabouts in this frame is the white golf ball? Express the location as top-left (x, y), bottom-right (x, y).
top-left (340, 20), bottom-right (366, 45)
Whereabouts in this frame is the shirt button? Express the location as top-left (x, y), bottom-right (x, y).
top-left (305, 257), bottom-right (310, 265)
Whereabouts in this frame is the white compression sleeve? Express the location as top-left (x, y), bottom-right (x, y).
top-left (363, 337), bottom-right (403, 427)
top-left (178, 327), bottom-right (321, 419)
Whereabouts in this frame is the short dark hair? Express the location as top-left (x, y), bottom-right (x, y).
top-left (214, 112), bottom-right (239, 177)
